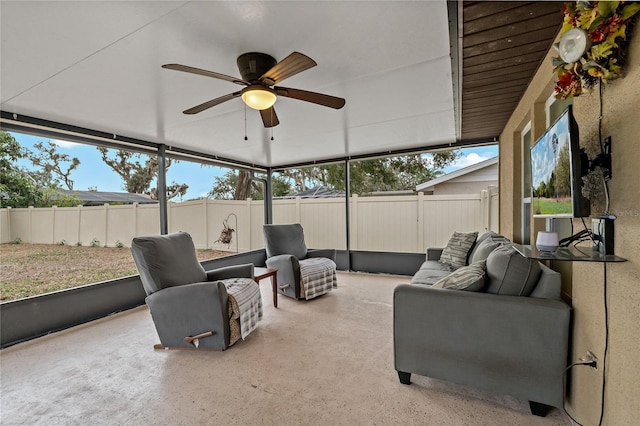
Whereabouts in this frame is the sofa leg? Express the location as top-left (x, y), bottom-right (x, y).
top-left (529, 401), bottom-right (551, 417)
top-left (397, 371), bottom-right (411, 385)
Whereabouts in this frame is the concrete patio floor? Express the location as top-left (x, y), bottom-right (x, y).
top-left (0, 272), bottom-right (570, 425)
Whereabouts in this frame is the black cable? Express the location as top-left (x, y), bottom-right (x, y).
top-left (581, 217), bottom-right (597, 245)
top-left (598, 261), bottom-right (609, 426)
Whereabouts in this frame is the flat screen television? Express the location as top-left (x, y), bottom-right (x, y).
top-left (530, 106), bottom-right (590, 218)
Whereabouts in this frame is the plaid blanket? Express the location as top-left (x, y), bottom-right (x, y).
top-left (300, 258), bottom-right (337, 300)
top-left (223, 278), bottom-right (263, 345)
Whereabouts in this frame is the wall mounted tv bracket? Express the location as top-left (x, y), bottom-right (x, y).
top-left (587, 136), bottom-right (612, 180)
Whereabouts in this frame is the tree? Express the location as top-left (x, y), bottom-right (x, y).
top-left (281, 150), bottom-right (460, 195)
top-left (211, 150), bottom-right (461, 199)
top-left (1, 131), bottom-right (42, 207)
top-left (97, 148), bottom-right (188, 200)
top-left (208, 170), bottom-right (291, 200)
top-left (0, 131), bottom-right (82, 208)
top-left (28, 141), bottom-right (80, 190)
top-left (555, 143), bottom-right (571, 198)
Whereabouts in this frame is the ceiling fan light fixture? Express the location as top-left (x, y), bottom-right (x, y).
top-left (241, 85), bottom-right (277, 110)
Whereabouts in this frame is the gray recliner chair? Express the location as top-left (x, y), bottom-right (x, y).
top-left (131, 231), bottom-right (261, 350)
top-left (263, 224), bottom-right (337, 300)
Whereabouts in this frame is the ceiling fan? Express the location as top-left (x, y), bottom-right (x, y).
top-left (162, 52), bottom-right (345, 128)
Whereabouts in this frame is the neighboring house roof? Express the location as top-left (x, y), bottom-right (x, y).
top-left (275, 186), bottom-right (345, 199)
top-left (415, 157), bottom-right (498, 192)
top-left (56, 189), bottom-right (158, 206)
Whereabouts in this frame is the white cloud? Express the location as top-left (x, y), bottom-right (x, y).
top-left (452, 152), bottom-right (492, 169)
top-left (52, 139), bottom-right (79, 148)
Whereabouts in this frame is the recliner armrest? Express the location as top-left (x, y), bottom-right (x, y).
top-left (206, 263), bottom-right (254, 281)
top-left (265, 254), bottom-right (300, 297)
top-left (307, 248), bottom-right (336, 261)
top-left (426, 247), bottom-right (444, 261)
top-left (146, 281), bottom-right (230, 350)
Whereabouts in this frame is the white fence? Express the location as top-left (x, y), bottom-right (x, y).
top-left (0, 187), bottom-right (498, 253)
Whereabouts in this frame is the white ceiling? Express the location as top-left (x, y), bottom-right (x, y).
top-left (1, 0), bottom-right (457, 168)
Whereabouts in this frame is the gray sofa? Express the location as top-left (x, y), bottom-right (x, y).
top-left (393, 232), bottom-right (571, 416)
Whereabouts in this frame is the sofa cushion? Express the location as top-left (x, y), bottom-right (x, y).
top-left (474, 231), bottom-right (498, 246)
top-left (438, 231), bottom-right (478, 269)
top-left (485, 245), bottom-right (542, 296)
top-left (410, 261), bottom-right (454, 285)
top-left (432, 260), bottom-right (486, 291)
top-left (469, 238), bottom-right (501, 264)
top-left (419, 260), bottom-right (454, 272)
top-left (468, 231), bottom-right (510, 262)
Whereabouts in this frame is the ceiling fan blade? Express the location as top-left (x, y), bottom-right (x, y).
top-left (162, 64), bottom-right (248, 86)
top-left (260, 52), bottom-right (317, 85)
top-left (274, 86), bottom-right (345, 109)
top-left (183, 92), bottom-right (241, 115)
top-left (260, 107), bottom-right (280, 128)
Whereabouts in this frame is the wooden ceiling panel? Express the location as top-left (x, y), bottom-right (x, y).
top-left (459, 1), bottom-right (564, 141)
top-left (464, 13), bottom-right (562, 47)
top-left (464, 53), bottom-right (544, 75)
top-left (464, 64), bottom-right (530, 88)
top-left (464, 80), bottom-right (532, 98)
top-left (463, 2), bottom-right (562, 36)
top-left (462, 76), bottom-right (529, 95)
top-left (463, 94), bottom-right (523, 107)
top-left (464, 25), bottom-right (561, 55)
top-left (464, 39), bottom-right (554, 67)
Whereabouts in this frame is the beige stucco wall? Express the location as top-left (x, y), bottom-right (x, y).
top-left (499, 31), bottom-right (640, 425)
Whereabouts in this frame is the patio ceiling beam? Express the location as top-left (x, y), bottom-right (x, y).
top-left (270, 136), bottom-right (499, 172)
top-left (0, 111), bottom-right (158, 154)
top-left (0, 111), bottom-right (266, 173)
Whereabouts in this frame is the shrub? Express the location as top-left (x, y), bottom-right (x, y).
top-left (11, 237), bottom-right (22, 244)
top-left (76, 241), bottom-right (82, 247)
top-left (115, 240), bottom-right (124, 248)
top-left (90, 238), bottom-right (100, 247)
top-left (57, 240), bottom-right (66, 246)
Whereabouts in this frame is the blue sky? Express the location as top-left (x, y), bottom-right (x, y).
top-left (12, 132), bottom-right (498, 200)
top-left (530, 114), bottom-right (569, 188)
top-left (13, 132), bottom-right (225, 201)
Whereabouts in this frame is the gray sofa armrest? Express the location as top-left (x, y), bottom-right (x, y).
top-left (393, 284), bottom-right (570, 408)
top-left (426, 247), bottom-right (444, 261)
top-left (307, 248), bottom-right (336, 262)
top-left (206, 263), bottom-right (254, 281)
top-left (265, 254), bottom-right (300, 298)
top-left (146, 281), bottom-right (230, 350)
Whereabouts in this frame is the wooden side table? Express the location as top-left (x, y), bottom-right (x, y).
top-left (254, 269), bottom-right (278, 308)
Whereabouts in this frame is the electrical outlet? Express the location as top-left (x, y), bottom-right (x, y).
top-left (579, 351), bottom-right (598, 369)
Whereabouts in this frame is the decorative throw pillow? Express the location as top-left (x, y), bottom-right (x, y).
top-left (438, 231), bottom-right (478, 269)
top-left (469, 238), bottom-right (502, 264)
top-left (432, 260), bottom-right (487, 291)
top-left (485, 245), bottom-right (541, 296)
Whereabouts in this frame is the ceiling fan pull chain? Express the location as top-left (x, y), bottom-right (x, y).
top-left (270, 109), bottom-right (274, 141)
top-left (244, 104), bottom-right (248, 141)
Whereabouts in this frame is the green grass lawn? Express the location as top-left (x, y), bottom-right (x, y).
top-left (533, 197), bottom-right (572, 215)
top-left (0, 243), bottom-right (228, 301)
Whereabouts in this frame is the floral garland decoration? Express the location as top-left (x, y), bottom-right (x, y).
top-left (553, 1), bottom-right (640, 99)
